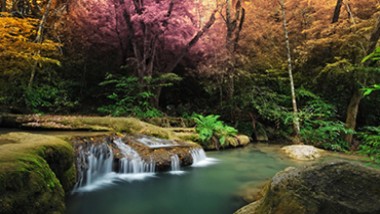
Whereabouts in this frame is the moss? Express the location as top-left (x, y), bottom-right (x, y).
top-left (0, 132), bottom-right (75, 214)
top-left (3, 114), bottom-right (178, 140)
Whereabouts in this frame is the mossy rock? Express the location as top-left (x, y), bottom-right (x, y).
top-left (235, 161), bottom-right (380, 214)
top-left (0, 133), bottom-right (75, 214)
top-left (1, 114), bottom-right (178, 140)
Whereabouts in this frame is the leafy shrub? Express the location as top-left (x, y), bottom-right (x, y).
top-left (98, 74), bottom-right (162, 118)
top-left (358, 126), bottom-right (380, 164)
top-left (98, 72), bottom-right (182, 118)
top-left (25, 83), bottom-right (78, 113)
top-left (300, 120), bottom-right (353, 151)
top-left (287, 88), bottom-right (354, 151)
top-left (192, 114), bottom-right (238, 148)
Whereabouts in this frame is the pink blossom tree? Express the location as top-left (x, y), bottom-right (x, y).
top-left (64, 0), bottom-right (219, 106)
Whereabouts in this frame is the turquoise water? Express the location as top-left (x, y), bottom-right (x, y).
top-left (66, 145), bottom-right (297, 214)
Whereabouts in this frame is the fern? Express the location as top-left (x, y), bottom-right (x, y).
top-left (192, 114), bottom-right (238, 147)
top-left (358, 126), bottom-right (380, 164)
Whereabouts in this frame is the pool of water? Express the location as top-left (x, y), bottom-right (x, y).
top-left (66, 144), bottom-right (299, 214)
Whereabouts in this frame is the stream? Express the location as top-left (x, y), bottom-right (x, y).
top-left (66, 144), bottom-right (300, 214)
top-left (0, 129), bottom-right (366, 214)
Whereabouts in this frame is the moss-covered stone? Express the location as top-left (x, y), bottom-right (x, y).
top-left (0, 133), bottom-right (75, 214)
top-left (1, 114), bottom-right (178, 140)
top-left (235, 161), bottom-right (380, 214)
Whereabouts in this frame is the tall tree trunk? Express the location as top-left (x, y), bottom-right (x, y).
top-left (28, 0), bottom-right (52, 89)
top-left (344, 14), bottom-right (380, 145)
top-left (280, 0), bottom-right (300, 138)
top-left (332, 0), bottom-right (342, 23)
top-left (222, 0), bottom-right (244, 110)
top-left (344, 88), bottom-right (363, 144)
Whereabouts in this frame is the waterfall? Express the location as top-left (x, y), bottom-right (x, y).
top-left (171, 155), bottom-right (180, 171)
top-left (169, 154), bottom-right (185, 175)
top-left (136, 135), bottom-right (177, 148)
top-left (190, 148), bottom-right (207, 163)
top-left (190, 148), bottom-right (218, 167)
top-left (114, 138), bottom-right (155, 173)
top-left (75, 143), bottom-right (114, 189)
top-left (73, 137), bottom-right (218, 192)
top-left (74, 138), bottom-right (155, 192)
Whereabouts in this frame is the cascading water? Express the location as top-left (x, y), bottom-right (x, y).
top-left (136, 135), bottom-right (177, 148)
top-left (73, 137), bottom-right (217, 192)
top-left (171, 155), bottom-right (180, 171)
top-left (190, 148), bottom-right (218, 167)
top-left (75, 143), bottom-right (114, 189)
top-left (113, 138), bottom-right (155, 173)
top-left (74, 138), bottom-right (155, 192)
top-left (169, 154), bottom-right (185, 175)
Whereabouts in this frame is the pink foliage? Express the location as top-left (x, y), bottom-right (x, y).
top-left (65, 0), bottom-right (220, 71)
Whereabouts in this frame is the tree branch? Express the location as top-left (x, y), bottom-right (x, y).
top-left (165, 8), bottom-right (218, 73)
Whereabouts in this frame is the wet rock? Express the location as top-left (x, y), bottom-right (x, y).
top-left (236, 181), bottom-right (269, 203)
top-left (73, 134), bottom-right (201, 173)
top-left (235, 161), bottom-right (380, 214)
top-left (236, 135), bottom-right (250, 146)
top-left (123, 135), bottom-right (200, 171)
top-left (0, 133), bottom-right (75, 214)
top-left (281, 145), bottom-right (324, 161)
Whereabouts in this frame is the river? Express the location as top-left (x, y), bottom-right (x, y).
top-left (66, 144), bottom-right (300, 214)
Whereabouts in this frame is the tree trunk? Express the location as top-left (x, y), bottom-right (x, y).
top-left (27, 0), bottom-right (52, 89)
top-left (344, 14), bottom-right (380, 145)
top-left (164, 8), bottom-right (218, 73)
top-left (332, 0), bottom-right (342, 23)
top-left (280, 0), bottom-right (300, 138)
top-left (344, 88), bottom-right (363, 145)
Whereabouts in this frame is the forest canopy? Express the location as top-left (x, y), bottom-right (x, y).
top-left (1, 0), bottom-right (380, 161)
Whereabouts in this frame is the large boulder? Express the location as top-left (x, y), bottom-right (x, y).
top-left (0, 133), bottom-right (76, 214)
top-left (235, 161), bottom-right (380, 214)
top-left (281, 145), bottom-right (324, 161)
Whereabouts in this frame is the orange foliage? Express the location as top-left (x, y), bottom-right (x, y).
top-left (0, 12), bottom-right (61, 77)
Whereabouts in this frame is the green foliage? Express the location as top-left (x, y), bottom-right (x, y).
top-left (362, 47), bottom-right (380, 96)
top-left (192, 114), bottom-right (238, 147)
top-left (99, 72), bottom-right (182, 118)
top-left (289, 88), bottom-right (354, 151)
top-left (25, 82), bottom-right (78, 113)
top-left (98, 74), bottom-right (162, 118)
top-left (358, 126), bottom-right (380, 164)
top-left (363, 84), bottom-right (380, 96)
top-left (362, 47), bottom-right (380, 63)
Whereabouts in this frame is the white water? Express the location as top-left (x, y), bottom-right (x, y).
top-left (74, 138), bottom-right (156, 192)
top-left (114, 138), bottom-right (155, 173)
top-left (191, 148), bottom-right (219, 167)
top-left (74, 143), bottom-right (114, 189)
top-left (74, 139), bottom-right (217, 192)
top-left (169, 154), bottom-right (185, 175)
top-left (136, 136), bottom-right (178, 148)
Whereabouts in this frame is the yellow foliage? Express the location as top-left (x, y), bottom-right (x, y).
top-left (0, 13), bottom-right (61, 76)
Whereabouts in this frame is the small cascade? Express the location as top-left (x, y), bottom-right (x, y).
top-left (136, 135), bottom-right (177, 148)
top-left (74, 138), bottom-right (156, 192)
top-left (75, 143), bottom-right (114, 189)
top-left (169, 154), bottom-right (185, 175)
top-left (73, 136), bottom-right (218, 192)
top-left (190, 148), bottom-right (218, 167)
top-left (171, 155), bottom-right (180, 171)
top-left (114, 138), bottom-right (155, 173)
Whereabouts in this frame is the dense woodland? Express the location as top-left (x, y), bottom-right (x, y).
top-left (1, 0), bottom-right (380, 162)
